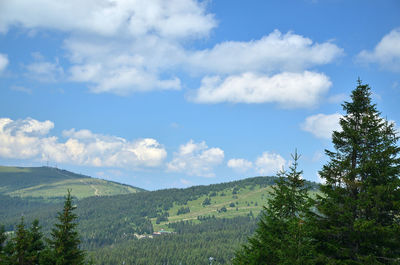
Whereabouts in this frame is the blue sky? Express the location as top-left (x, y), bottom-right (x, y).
top-left (0, 0), bottom-right (399, 190)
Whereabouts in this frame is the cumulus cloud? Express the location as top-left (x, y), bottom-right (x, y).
top-left (0, 53), bottom-right (8, 72)
top-left (228, 152), bottom-right (286, 175)
top-left (0, 0), bottom-right (216, 38)
top-left (187, 30), bottom-right (343, 74)
top-left (0, 117), bottom-right (166, 168)
top-left (301, 113), bottom-right (342, 139)
top-left (0, 0), bottom-right (343, 98)
top-left (227, 158), bottom-right (253, 172)
top-left (255, 152), bottom-right (286, 175)
top-left (191, 71), bottom-right (331, 108)
top-left (357, 28), bottom-right (400, 72)
top-left (167, 140), bottom-right (224, 177)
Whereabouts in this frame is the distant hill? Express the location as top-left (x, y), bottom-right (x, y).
top-left (0, 166), bottom-right (144, 200)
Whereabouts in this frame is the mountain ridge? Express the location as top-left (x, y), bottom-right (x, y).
top-left (0, 165), bottom-right (144, 199)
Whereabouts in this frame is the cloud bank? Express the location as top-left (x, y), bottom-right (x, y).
top-left (0, 117), bottom-right (166, 169)
top-left (0, 1), bottom-right (343, 105)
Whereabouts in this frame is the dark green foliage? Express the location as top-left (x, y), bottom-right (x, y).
top-left (218, 206), bottom-right (227, 213)
top-left (13, 217), bottom-right (30, 265)
top-left (47, 190), bottom-right (86, 265)
top-left (232, 187), bottom-right (239, 194)
top-left (27, 220), bottom-right (45, 265)
top-left (312, 80), bottom-right (400, 264)
top-left (202, 197), bottom-right (211, 206)
top-left (177, 206), bottom-right (190, 215)
top-left (90, 216), bottom-right (257, 265)
top-left (234, 151), bottom-right (313, 264)
top-left (0, 225), bottom-right (6, 252)
top-left (155, 212), bottom-right (169, 224)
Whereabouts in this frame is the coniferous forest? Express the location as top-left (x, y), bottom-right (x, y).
top-left (1, 81), bottom-right (399, 264)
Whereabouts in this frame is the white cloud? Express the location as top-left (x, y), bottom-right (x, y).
top-left (0, 1), bottom-right (343, 98)
top-left (316, 172), bottom-right (325, 184)
top-left (24, 54), bottom-right (64, 82)
top-left (191, 71), bottom-right (331, 108)
top-left (0, 53), bottom-right (9, 72)
top-left (167, 140), bottom-right (224, 177)
top-left (0, 0), bottom-right (216, 39)
top-left (187, 30), bottom-right (343, 74)
top-left (0, 117), bottom-right (166, 169)
top-left (301, 113), bottom-right (342, 139)
top-left (228, 152), bottom-right (286, 175)
top-left (227, 158), bottom-right (253, 172)
top-left (255, 152), bottom-right (286, 175)
top-left (357, 28), bottom-right (400, 72)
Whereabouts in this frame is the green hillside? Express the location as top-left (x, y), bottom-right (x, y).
top-left (0, 166), bottom-right (144, 199)
top-left (0, 172), bottom-right (319, 264)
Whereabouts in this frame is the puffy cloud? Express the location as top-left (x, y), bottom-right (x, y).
top-left (65, 36), bottom-right (183, 94)
top-left (301, 113), bottom-right (342, 139)
top-left (0, 117), bottom-right (166, 168)
top-left (227, 158), bottom-right (253, 172)
top-left (255, 152), bottom-right (286, 175)
top-left (0, 1), bottom-right (343, 99)
top-left (228, 152), bottom-right (286, 175)
top-left (191, 71), bottom-right (331, 108)
top-left (0, 53), bottom-right (8, 72)
top-left (357, 28), bottom-right (400, 72)
top-left (187, 30), bottom-right (343, 74)
top-left (0, 0), bottom-right (216, 38)
top-left (167, 140), bottom-right (224, 177)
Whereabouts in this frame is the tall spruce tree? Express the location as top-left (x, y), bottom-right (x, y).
top-left (312, 80), bottom-right (400, 264)
top-left (233, 151), bottom-right (313, 264)
top-left (26, 219), bottom-right (44, 265)
top-left (48, 190), bottom-right (85, 265)
top-left (13, 217), bottom-right (30, 265)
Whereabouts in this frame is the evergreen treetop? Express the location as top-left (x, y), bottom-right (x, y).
top-left (48, 190), bottom-right (85, 265)
top-left (313, 80), bottom-right (400, 264)
top-left (233, 151), bottom-right (314, 264)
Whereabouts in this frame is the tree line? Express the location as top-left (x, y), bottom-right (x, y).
top-left (234, 80), bottom-right (400, 264)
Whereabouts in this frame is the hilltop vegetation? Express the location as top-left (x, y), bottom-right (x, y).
top-left (0, 166), bottom-right (143, 200)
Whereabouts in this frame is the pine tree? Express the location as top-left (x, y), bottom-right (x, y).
top-left (13, 217), bottom-right (30, 265)
top-left (26, 219), bottom-right (44, 265)
top-left (233, 151), bottom-right (313, 264)
top-left (48, 190), bottom-right (86, 265)
top-left (312, 80), bottom-right (400, 264)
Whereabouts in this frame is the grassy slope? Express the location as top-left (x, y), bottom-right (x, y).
top-left (153, 184), bottom-right (319, 231)
top-left (0, 166), bottom-right (143, 199)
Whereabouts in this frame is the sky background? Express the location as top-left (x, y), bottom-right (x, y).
top-left (0, 0), bottom-right (399, 190)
